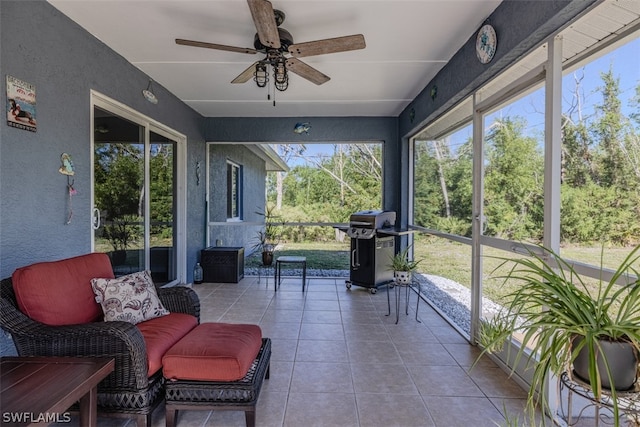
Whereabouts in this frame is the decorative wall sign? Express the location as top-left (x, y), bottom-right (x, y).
top-left (476, 24), bottom-right (497, 64)
top-left (6, 75), bottom-right (37, 132)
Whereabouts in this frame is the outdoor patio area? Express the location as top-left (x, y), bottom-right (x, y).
top-left (143, 274), bottom-right (535, 427)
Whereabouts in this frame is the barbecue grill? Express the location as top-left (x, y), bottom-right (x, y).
top-left (345, 210), bottom-right (396, 293)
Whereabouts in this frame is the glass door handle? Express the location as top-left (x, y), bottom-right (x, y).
top-left (92, 207), bottom-right (101, 230)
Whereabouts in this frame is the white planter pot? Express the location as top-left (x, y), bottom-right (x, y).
top-left (394, 271), bottom-right (412, 284)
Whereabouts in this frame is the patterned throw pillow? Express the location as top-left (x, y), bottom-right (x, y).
top-left (91, 270), bottom-right (169, 324)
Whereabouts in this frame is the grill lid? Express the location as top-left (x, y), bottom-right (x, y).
top-left (349, 210), bottom-right (396, 228)
top-left (347, 210), bottom-right (396, 238)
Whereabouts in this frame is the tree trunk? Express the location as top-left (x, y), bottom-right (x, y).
top-left (433, 140), bottom-right (451, 218)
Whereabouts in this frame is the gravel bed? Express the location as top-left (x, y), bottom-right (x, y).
top-left (245, 267), bottom-right (350, 277)
top-left (414, 273), bottom-right (504, 335)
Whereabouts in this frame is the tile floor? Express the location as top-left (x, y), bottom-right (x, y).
top-left (61, 275), bottom-right (556, 427)
top-left (161, 275), bottom-right (531, 427)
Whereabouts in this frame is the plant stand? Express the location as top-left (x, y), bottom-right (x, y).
top-left (557, 371), bottom-right (640, 426)
top-left (385, 279), bottom-right (421, 324)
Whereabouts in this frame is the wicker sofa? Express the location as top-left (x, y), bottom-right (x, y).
top-left (0, 253), bottom-right (200, 426)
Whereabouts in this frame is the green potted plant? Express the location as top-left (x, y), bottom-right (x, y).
top-left (388, 245), bottom-right (421, 284)
top-left (477, 244), bottom-right (640, 425)
top-left (252, 204), bottom-right (283, 266)
top-left (103, 215), bottom-right (137, 265)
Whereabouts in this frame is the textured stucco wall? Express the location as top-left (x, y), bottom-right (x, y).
top-left (0, 0), bottom-right (206, 279)
top-left (206, 144), bottom-right (266, 253)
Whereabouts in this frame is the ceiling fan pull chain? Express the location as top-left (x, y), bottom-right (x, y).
top-left (272, 79), bottom-right (276, 106)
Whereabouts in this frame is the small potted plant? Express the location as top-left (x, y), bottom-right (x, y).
top-left (103, 215), bottom-right (137, 266)
top-left (477, 244), bottom-right (640, 426)
top-left (252, 204), bottom-right (283, 266)
top-left (389, 245), bottom-right (421, 284)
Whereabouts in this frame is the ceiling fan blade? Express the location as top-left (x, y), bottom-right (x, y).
top-left (288, 34), bottom-right (365, 58)
top-left (286, 58), bottom-right (330, 85)
top-left (247, 0), bottom-right (281, 49)
top-left (231, 62), bottom-right (259, 84)
top-left (176, 38), bottom-right (257, 55)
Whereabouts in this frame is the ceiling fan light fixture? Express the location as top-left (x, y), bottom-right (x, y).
top-left (142, 79), bottom-right (158, 104)
top-left (274, 57), bottom-right (288, 91)
top-left (254, 61), bottom-right (269, 88)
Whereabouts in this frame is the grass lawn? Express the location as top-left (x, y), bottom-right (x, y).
top-left (245, 241), bottom-right (351, 270)
top-left (246, 238), bottom-right (638, 310)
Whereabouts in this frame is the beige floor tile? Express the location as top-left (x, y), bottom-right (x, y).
top-left (394, 341), bottom-right (458, 365)
top-left (343, 324), bottom-right (391, 342)
top-left (406, 364), bottom-right (484, 397)
top-left (301, 310), bottom-right (342, 324)
top-left (262, 361), bottom-right (294, 392)
top-left (262, 309), bottom-right (304, 323)
top-left (346, 339), bottom-right (402, 364)
top-left (269, 338), bottom-right (299, 361)
top-left (258, 321), bottom-right (301, 340)
top-left (290, 362), bottom-right (354, 393)
top-left (255, 390), bottom-right (287, 427)
top-left (350, 362), bottom-right (419, 394)
top-left (442, 342), bottom-right (495, 368)
top-left (384, 323), bottom-right (439, 343)
top-left (267, 297), bottom-right (307, 311)
top-left (295, 339), bottom-right (348, 362)
top-left (303, 299), bottom-right (341, 311)
top-left (424, 395), bottom-right (506, 427)
top-left (468, 366), bottom-right (528, 398)
top-left (356, 393), bottom-right (436, 427)
top-left (284, 392), bottom-right (359, 427)
top-left (298, 322), bottom-right (345, 340)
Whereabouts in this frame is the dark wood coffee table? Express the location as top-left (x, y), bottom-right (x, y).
top-left (1, 356), bottom-right (114, 427)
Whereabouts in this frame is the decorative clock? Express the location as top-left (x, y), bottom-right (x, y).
top-left (476, 24), bottom-right (497, 64)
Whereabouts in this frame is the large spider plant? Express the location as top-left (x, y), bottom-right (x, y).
top-left (477, 244), bottom-right (640, 426)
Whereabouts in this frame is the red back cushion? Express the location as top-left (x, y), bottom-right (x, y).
top-left (12, 253), bottom-right (114, 326)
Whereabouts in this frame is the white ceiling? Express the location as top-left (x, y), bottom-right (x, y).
top-left (48, 0), bottom-right (502, 118)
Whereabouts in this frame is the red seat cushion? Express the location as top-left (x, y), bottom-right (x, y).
top-left (12, 253), bottom-right (113, 326)
top-left (163, 323), bottom-right (263, 382)
top-left (137, 312), bottom-right (198, 376)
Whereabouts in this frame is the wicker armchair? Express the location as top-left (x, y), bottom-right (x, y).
top-left (0, 277), bottom-right (200, 426)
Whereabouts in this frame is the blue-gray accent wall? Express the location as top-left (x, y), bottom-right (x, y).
top-left (207, 144), bottom-right (268, 252)
top-left (0, 0), bottom-right (206, 278)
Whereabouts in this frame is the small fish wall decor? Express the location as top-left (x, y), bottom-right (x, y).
top-left (293, 122), bottom-right (311, 134)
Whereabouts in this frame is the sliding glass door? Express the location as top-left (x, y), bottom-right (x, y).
top-left (92, 94), bottom-right (185, 285)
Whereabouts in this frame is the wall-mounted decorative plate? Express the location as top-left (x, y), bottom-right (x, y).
top-left (476, 24), bottom-right (497, 64)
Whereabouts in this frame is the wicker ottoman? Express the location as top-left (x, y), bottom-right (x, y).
top-left (163, 323), bottom-right (271, 427)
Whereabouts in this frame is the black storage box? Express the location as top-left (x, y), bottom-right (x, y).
top-left (201, 247), bottom-right (245, 283)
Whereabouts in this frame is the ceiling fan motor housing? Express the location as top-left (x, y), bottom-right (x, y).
top-left (254, 27), bottom-right (293, 52)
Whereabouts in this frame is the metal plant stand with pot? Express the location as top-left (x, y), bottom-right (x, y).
top-left (386, 274), bottom-right (421, 324)
top-left (557, 371), bottom-right (640, 426)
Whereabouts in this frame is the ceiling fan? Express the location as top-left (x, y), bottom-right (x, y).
top-left (175, 0), bottom-right (366, 92)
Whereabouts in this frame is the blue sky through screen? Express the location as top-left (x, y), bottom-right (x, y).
top-left (280, 37), bottom-right (638, 165)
